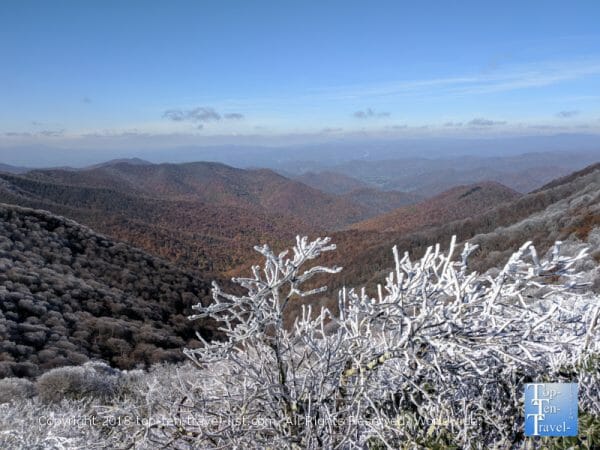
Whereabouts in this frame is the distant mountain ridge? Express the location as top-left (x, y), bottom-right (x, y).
top-left (341, 187), bottom-right (423, 216)
top-left (297, 151), bottom-right (600, 196)
top-left (24, 161), bottom-right (374, 228)
top-left (294, 170), bottom-right (423, 215)
top-left (0, 163), bottom-right (29, 174)
top-left (2, 134), bottom-right (599, 168)
top-left (84, 157), bottom-right (153, 170)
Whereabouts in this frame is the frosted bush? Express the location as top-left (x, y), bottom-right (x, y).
top-left (0, 378), bottom-right (36, 404)
top-left (36, 363), bottom-right (122, 403)
top-left (171, 236), bottom-right (600, 448)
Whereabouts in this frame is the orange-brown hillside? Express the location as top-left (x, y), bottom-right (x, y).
top-left (350, 181), bottom-right (521, 233)
top-left (294, 171), bottom-right (369, 194)
top-left (0, 161), bottom-right (406, 275)
top-left (25, 161), bottom-right (376, 230)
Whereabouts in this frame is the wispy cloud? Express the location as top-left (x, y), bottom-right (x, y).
top-left (353, 108), bottom-right (391, 119)
top-left (224, 113), bottom-right (244, 120)
top-left (82, 96), bottom-right (92, 104)
top-left (162, 107), bottom-right (244, 128)
top-left (311, 59), bottom-right (600, 101)
top-left (3, 129), bottom-right (65, 138)
top-left (38, 129), bottom-right (65, 137)
top-left (556, 110), bottom-right (580, 118)
top-left (3, 131), bottom-right (33, 138)
top-left (467, 118), bottom-right (507, 127)
top-left (163, 107), bottom-right (220, 122)
top-left (143, 58), bottom-right (600, 130)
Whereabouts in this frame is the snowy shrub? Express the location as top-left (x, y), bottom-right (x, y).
top-left (172, 236), bottom-right (600, 448)
top-left (0, 398), bottom-right (109, 449)
top-left (36, 362), bottom-right (121, 403)
top-left (0, 377), bottom-right (36, 404)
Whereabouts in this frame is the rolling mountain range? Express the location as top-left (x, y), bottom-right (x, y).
top-left (293, 171), bottom-right (423, 214)
top-left (21, 161), bottom-right (376, 227)
top-left (0, 161), bottom-right (422, 274)
top-left (341, 187), bottom-right (423, 216)
top-left (287, 151), bottom-right (600, 196)
top-left (2, 159), bottom-right (598, 286)
top-left (1, 168), bottom-right (306, 273)
top-left (84, 157), bottom-right (153, 170)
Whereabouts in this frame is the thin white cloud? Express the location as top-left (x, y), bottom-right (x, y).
top-left (353, 108), bottom-right (391, 119)
top-left (3, 129), bottom-right (65, 138)
top-left (556, 110), bottom-right (580, 118)
top-left (144, 58), bottom-right (600, 120)
top-left (468, 118), bottom-right (507, 127)
top-left (308, 59), bottom-right (600, 101)
top-left (162, 107), bottom-right (245, 128)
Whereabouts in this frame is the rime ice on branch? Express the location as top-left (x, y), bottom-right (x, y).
top-left (182, 235), bottom-right (599, 448)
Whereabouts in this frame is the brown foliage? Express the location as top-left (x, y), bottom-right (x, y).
top-left (351, 182), bottom-right (521, 233)
top-left (0, 161), bottom-right (390, 274)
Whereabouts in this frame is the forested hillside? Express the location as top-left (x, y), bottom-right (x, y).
top-left (351, 181), bottom-right (520, 232)
top-left (0, 203), bottom-right (219, 378)
top-left (0, 161), bottom-right (419, 274)
top-left (306, 162), bottom-right (600, 296)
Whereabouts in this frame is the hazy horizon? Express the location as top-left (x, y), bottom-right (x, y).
top-left (0, 133), bottom-right (599, 169)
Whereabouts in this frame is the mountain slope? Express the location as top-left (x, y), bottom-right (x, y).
top-left (467, 167), bottom-right (600, 272)
top-left (0, 161), bottom-right (418, 274)
top-left (351, 182), bottom-right (521, 233)
top-left (85, 157), bottom-right (153, 170)
top-left (0, 163), bottom-right (29, 174)
top-left (294, 171), bottom-right (369, 194)
top-left (24, 161), bottom-right (373, 229)
top-left (0, 172), bottom-right (310, 273)
top-left (341, 188), bottom-right (423, 216)
top-left (305, 163), bottom-right (600, 295)
top-left (0, 203), bottom-right (219, 378)
top-left (532, 162), bottom-right (600, 192)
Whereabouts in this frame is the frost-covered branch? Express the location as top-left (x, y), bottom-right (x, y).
top-left (175, 235), bottom-right (599, 448)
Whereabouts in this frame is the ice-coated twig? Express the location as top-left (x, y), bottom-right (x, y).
top-left (175, 235), bottom-right (600, 448)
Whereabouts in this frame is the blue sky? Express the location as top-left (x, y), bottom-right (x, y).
top-left (1, 0), bottom-right (600, 148)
